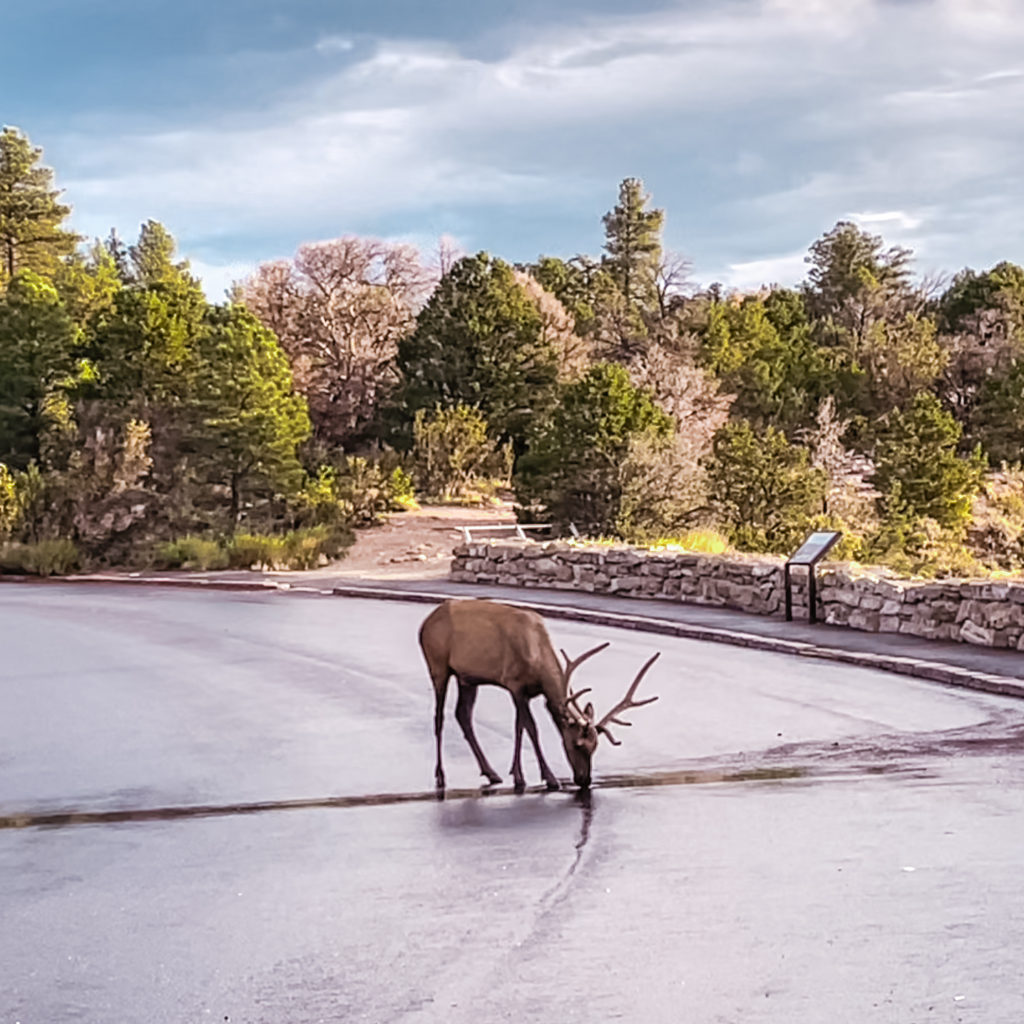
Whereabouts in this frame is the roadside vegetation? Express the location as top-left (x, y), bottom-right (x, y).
top-left (1, 127), bottom-right (1022, 577)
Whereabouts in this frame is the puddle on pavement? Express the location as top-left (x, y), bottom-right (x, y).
top-left (0, 760), bottom-right (931, 832)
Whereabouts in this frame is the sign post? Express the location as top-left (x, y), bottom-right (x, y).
top-left (784, 531), bottom-right (842, 624)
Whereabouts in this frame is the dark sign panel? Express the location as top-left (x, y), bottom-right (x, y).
top-left (787, 530), bottom-right (842, 566)
top-left (784, 530), bottom-right (843, 623)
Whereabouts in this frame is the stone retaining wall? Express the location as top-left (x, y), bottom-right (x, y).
top-left (450, 541), bottom-right (1024, 652)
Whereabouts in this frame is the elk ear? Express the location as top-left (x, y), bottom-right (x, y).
top-left (584, 702), bottom-right (595, 721)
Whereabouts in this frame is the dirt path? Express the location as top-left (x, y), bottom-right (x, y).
top-left (330, 503), bottom-right (518, 580)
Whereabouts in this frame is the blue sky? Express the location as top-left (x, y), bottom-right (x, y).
top-left (4, 0), bottom-right (1022, 298)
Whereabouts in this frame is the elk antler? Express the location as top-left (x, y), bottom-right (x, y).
top-left (566, 687), bottom-right (592, 720)
top-left (595, 653), bottom-right (661, 745)
top-left (560, 643), bottom-right (609, 689)
top-left (560, 643), bottom-right (609, 720)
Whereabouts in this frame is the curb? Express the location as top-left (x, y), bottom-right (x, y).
top-left (6, 573), bottom-right (1024, 700)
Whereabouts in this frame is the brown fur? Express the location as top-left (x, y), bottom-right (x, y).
top-left (419, 599), bottom-right (599, 793)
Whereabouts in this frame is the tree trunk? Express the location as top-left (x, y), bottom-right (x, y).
top-left (229, 473), bottom-right (241, 533)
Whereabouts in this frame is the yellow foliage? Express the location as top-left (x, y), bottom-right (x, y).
top-left (645, 529), bottom-right (731, 554)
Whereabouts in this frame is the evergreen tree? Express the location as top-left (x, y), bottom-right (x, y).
top-left (803, 220), bottom-right (914, 350)
top-left (54, 242), bottom-right (122, 327)
top-left (529, 254), bottom-right (621, 338)
top-left (104, 228), bottom-right (132, 283)
top-left (77, 230), bottom-right (210, 507)
top-left (873, 392), bottom-right (985, 530)
top-left (189, 305), bottom-right (311, 527)
top-left (397, 253), bottom-right (558, 450)
top-left (602, 177), bottom-right (664, 311)
top-left (969, 359), bottom-right (1024, 466)
top-left (706, 420), bottom-right (827, 552)
top-left (934, 262), bottom-right (1024, 425)
top-left (83, 268), bottom-right (207, 406)
top-left (0, 127), bottom-right (78, 285)
top-left (936, 261), bottom-right (1024, 338)
top-left (0, 271), bottom-right (78, 468)
top-left (700, 289), bottom-right (831, 434)
top-left (514, 362), bottom-right (672, 534)
top-left (129, 220), bottom-right (190, 288)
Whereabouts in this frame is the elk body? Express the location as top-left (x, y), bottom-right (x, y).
top-left (419, 599), bottom-right (659, 793)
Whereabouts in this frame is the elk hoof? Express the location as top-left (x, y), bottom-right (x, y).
top-left (513, 778), bottom-right (526, 794)
top-left (483, 772), bottom-right (502, 787)
top-left (545, 778), bottom-right (561, 792)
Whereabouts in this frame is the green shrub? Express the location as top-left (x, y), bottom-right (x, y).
top-left (227, 533), bottom-right (285, 570)
top-left (0, 463), bottom-right (17, 541)
top-left (336, 456), bottom-right (400, 524)
top-left (515, 364), bottom-right (673, 535)
top-left (227, 526), bottom-right (353, 570)
top-left (388, 465), bottom-right (418, 510)
top-left (873, 392), bottom-right (986, 531)
top-left (281, 525), bottom-right (351, 569)
top-left (297, 457), bottom-right (413, 530)
top-left (0, 538), bottom-right (80, 576)
top-left (152, 525), bottom-right (353, 572)
top-left (705, 420), bottom-right (827, 553)
top-left (411, 404), bottom-right (509, 501)
top-left (153, 535), bottom-right (229, 571)
top-left (294, 466), bottom-right (353, 528)
top-left (280, 528), bottom-right (324, 570)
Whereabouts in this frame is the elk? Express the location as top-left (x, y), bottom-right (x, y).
top-left (419, 599), bottom-right (660, 793)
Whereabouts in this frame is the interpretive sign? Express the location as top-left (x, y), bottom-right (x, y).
top-left (784, 530), bottom-right (842, 623)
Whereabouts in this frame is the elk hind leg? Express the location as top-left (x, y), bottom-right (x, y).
top-left (455, 682), bottom-right (502, 786)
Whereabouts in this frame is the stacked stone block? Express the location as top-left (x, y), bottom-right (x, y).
top-left (450, 540), bottom-right (1024, 652)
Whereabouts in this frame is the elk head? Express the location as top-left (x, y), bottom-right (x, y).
top-left (557, 644), bottom-right (661, 789)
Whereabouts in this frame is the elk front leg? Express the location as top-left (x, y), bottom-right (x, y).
top-left (455, 682), bottom-right (502, 786)
top-left (514, 694), bottom-right (561, 793)
top-left (433, 672), bottom-right (449, 792)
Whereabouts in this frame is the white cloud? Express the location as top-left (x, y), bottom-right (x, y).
top-left (709, 250), bottom-right (809, 292)
top-left (850, 210), bottom-right (924, 232)
top-left (314, 35), bottom-right (354, 55)
top-left (53, 0), bottom-right (1024, 282)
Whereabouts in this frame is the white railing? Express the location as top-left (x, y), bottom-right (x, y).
top-left (455, 522), bottom-right (579, 543)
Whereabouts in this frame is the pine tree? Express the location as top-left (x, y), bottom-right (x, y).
top-left (129, 220), bottom-right (189, 287)
top-left (601, 177), bottom-right (664, 310)
top-left (802, 220), bottom-right (913, 350)
top-left (967, 359), bottom-right (1024, 466)
top-left (873, 392), bottom-right (985, 530)
top-left (397, 253), bottom-right (557, 450)
top-left (514, 362), bottom-right (672, 534)
top-left (0, 271), bottom-right (78, 468)
top-left (0, 127), bottom-right (78, 285)
top-left (189, 305), bottom-right (311, 527)
top-left (706, 421), bottom-right (827, 552)
top-left (104, 228), bottom-right (132, 283)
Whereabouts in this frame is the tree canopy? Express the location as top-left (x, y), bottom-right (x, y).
top-left (602, 177), bottom-right (664, 311)
top-left (397, 252), bottom-right (559, 451)
top-left (0, 127), bottom-right (78, 285)
top-left (3, 127), bottom-right (1023, 578)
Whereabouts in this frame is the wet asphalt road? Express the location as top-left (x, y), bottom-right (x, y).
top-left (2, 585), bottom-right (1024, 1024)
